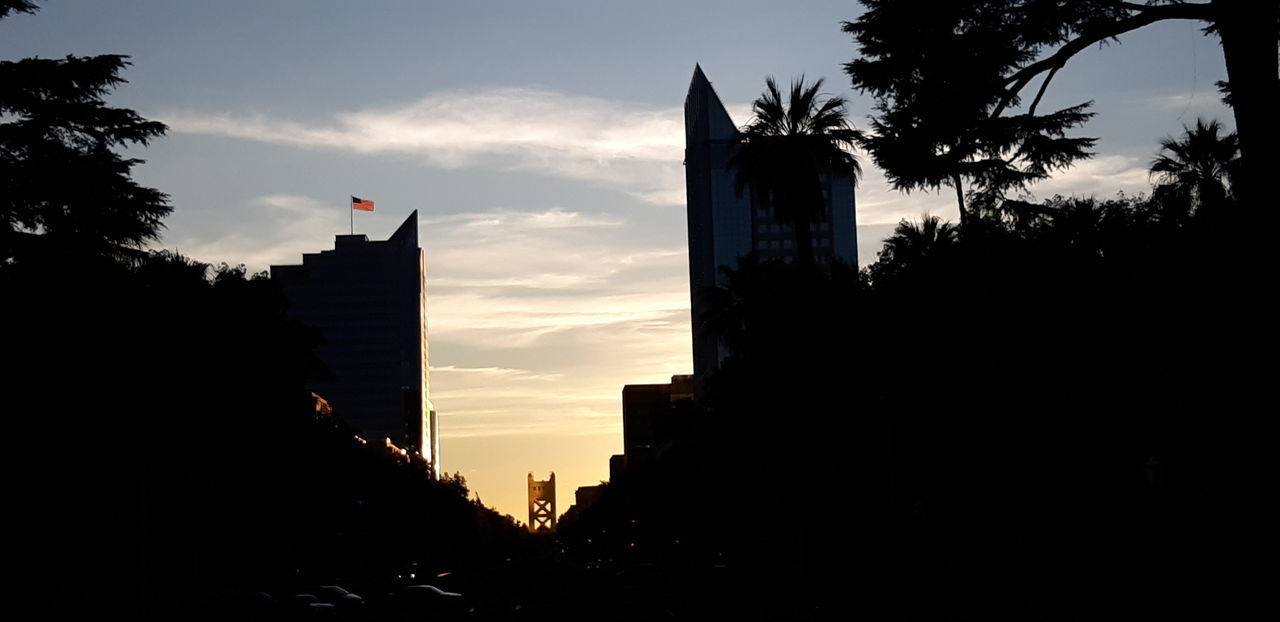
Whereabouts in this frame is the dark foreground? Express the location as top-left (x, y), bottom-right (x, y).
top-left (130, 552), bottom-right (826, 622)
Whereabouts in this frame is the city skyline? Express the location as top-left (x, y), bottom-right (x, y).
top-left (0, 1), bottom-right (1234, 521)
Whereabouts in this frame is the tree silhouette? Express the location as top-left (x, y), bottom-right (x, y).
top-left (1149, 118), bottom-right (1239, 214)
top-left (844, 0), bottom-right (1278, 218)
top-left (0, 0), bottom-right (36, 18)
top-left (878, 214), bottom-right (960, 266)
top-left (844, 1), bottom-right (1100, 223)
top-left (1, 2), bottom-right (169, 264)
top-left (697, 255), bottom-right (808, 356)
top-left (865, 213), bottom-right (962, 290)
top-left (728, 76), bottom-right (860, 266)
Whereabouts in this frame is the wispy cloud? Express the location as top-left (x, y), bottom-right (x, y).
top-left (163, 89), bottom-right (686, 205)
top-left (163, 193), bottom-right (343, 270)
top-left (852, 152), bottom-right (1158, 225)
top-left (423, 207), bottom-right (690, 348)
top-left (421, 207), bottom-right (624, 230)
top-left (414, 205), bottom-right (691, 447)
top-left (429, 365), bottom-right (564, 380)
top-left (1019, 155), bottom-right (1152, 201)
top-left (1134, 91), bottom-right (1232, 119)
top-left (165, 89), bottom-right (1164, 224)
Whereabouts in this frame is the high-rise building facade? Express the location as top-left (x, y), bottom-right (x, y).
top-left (622, 374), bottom-right (696, 461)
top-left (272, 211), bottom-right (439, 473)
top-left (684, 66), bottom-right (858, 377)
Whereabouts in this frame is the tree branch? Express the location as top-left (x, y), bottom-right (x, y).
top-left (951, 172), bottom-right (967, 223)
top-left (1118, 1), bottom-right (1158, 11)
top-left (1027, 64), bottom-right (1061, 116)
top-left (991, 1), bottom-right (1214, 118)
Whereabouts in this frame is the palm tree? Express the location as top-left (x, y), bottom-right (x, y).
top-left (876, 213), bottom-right (959, 267)
top-left (729, 76), bottom-right (860, 267)
top-left (1149, 118), bottom-right (1240, 213)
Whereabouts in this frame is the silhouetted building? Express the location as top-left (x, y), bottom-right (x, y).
top-left (272, 211), bottom-right (440, 474)
top-left (622, 374), bottom-right (696, 465)
top-left (684, 65), bottom-right (858, 376)
top-left (574, 484), bottom-right (605, 514)
top-left (527, 473), bottom-right (556, 532)
top-left (609, 453), bottom-right (627, 484)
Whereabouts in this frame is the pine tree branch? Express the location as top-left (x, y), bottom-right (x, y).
top-left (992, 1), bottom-right (1214, 118)
top-left (1027, 64), bottom-right (1061, 116)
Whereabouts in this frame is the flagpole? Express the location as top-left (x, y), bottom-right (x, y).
top-left (350, 196), bottom-right (354, 235)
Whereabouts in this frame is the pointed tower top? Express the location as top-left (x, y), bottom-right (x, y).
top-left (389, 209), bottom-right (418, 247)
top-left (688, 63), bottom-right (712, 97)
top-left (685, 65), bottom-right (739, 142)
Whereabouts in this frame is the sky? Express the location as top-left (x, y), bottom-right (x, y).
top-left (1, 1), bottom-right (1233, 523)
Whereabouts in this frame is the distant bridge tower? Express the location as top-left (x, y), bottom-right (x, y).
top-left (527, 472), bottom-right (557, 532)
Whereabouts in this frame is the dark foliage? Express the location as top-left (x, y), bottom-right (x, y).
top-left (1149, 117), bottom-right (1240, 217)
top-left (844, 0), bottom-right (1107, 220)
top-left (3, 7), bottom-right (528, 617)
top-left (564, 180), bottom-right (1265, 617)
top-left (728, 76), bottom-right (860, 266)
top-left (1, 51), bottom-right (171, 260)
top-left (5, 253), bottom-right (527, 619)
top-left (844, 0), bottom-right (1279, 218)
top-left (0, 0), bottom-right (36, 18)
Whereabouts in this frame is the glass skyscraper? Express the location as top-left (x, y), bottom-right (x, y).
top-left (683, 66), bottom-right (859, 377)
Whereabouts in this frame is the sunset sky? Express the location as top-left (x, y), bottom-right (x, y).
top-left (1, 1), bottom-right (1232, 522)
